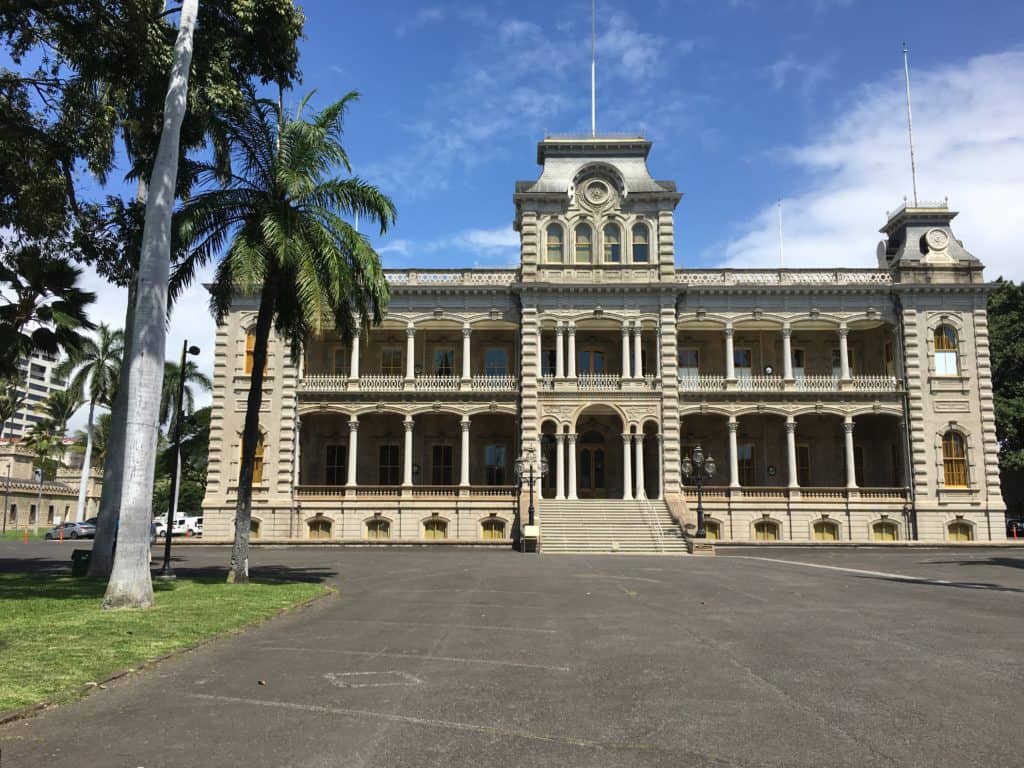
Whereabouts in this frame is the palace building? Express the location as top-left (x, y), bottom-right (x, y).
top-left (201, 136), bottom-right (1005, 550)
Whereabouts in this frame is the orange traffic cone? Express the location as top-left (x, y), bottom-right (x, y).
top-left (23, 528), bottom-right (28, 544)
top-left (59, 526), bottom-right (64, 542)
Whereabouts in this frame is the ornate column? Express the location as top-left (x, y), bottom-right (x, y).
top-left (843, 416), bottom-right (857, 488)
top-left (838, 323), bottom-right (851, 381)
top-left (555, 322), bottom-right (565, 379)
top-left (728, 416), bottom-right (740, 488)
top-left (346, 417), bottom-right (359, 487)
top-left (725, 325), bottom-right (736, 382)
top-left (566, 433), bottom-right (578, 500)
top-left (403, 417), bottom-right (414, 486)
top-left (555, 433), bottom-right (566, 500)
top-left (349, 329), bottom-right (361, 381)
top-left (632, 323), bottom-right (643, 379)
top-left (785, 416), bottom-right (798, 488)
top-left (622, 433), bottom-right (634, 500)
top-left (460, 418), bottom-right (471, 487)
top-left (566, 322), bottom-right (577, 380)
top-left (655, 433), bottom-right (664, 499)
top-left (634, 433), bottom-right (646, 500)
top-left (782, 325), bottom-right (794, 382)
top-left (461, 324), bottom-right (472, 382)
top-left (655, 330), bottom-right (662, 378)
top-left (536, 327), bottom-right (543, 379)
top-left (405, 324), bottom-right (416, 382)
top-left (621, 322), bottom-right (631, 378)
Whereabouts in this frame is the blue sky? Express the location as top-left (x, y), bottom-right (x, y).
top-left (71, 0), bottom-right (1024, 425)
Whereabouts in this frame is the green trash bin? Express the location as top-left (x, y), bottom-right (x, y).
top-left (71, 549), bottom-right (91, 577)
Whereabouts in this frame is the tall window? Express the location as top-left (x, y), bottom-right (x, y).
top-left (433, 348), bottom-right (455, 376)
top-left (381, 348), bottom-right (403, 376)
top-left (482, 518), bottom-right (506, 540)
top-left (574, 224), bottom-right (592, 263)
top-left (738, 443), bottom-right (756, 485)
top-left (678, 348), bottom-right (699, 378)
top-left (308, 518), bottom-right (331, 539)
top-left (934, 325), bottom-right (959, 376)
top-left (484, 348), bottom-right (508, 376)
top-left (246, 433), bottom-right (265, 485)
top-left (29, 504), bottom-right (36, 524)
top-left (754, 520), bottom-right (779, 541)
top-left (796, 444), bottom-right (811, 486)
top-left (244, 330), bottom-right (256, 374)
top-left (332, 347), bottom-right (350, 375)
top-left (546, 224), bottom-right (563, 263)
top-left (734, 348), bottom-right (753, 379)
top-left (603, 224), bottom-right (621, 263)
top-left (485, 444), bottom-right (506, 485)
top-left (942, 431), bottom-right (968, 487)
top-left (542, 349), bottom-right (556, 377)
top-left (367, 518), bottom-right (391, 539)
top-left (325, 444), bottom-right (347, 485)
top-left (378, 445), bottom-right (400, 485)
top-left (424, 518), bottom-right (448, 539)
top-left (431, 445), bottom-right (454, 485)
top-left (631, 224), bottom-right (650, 262)
top-left (791, 348), bottom-right (806, 379)
top-left (9, 504), bottom-right (16, 523)
top-left (578, 349), bottom-right (606, 375)
top-left (854, 445), bottom-right (865, 487)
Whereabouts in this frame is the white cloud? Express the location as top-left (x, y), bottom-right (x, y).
top-left (714, 49), bottom-right (1024, 283)
top-left (377, 225), bottom-right (519, 269)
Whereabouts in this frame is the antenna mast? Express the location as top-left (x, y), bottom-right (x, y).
top-left (902, 42), bottom-right (919, 206)
top-left (777, 199), bottom-right (784, 268)
top-left (591, 0), bottom-right (596, 137)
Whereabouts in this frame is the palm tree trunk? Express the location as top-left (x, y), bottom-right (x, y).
top-left (228, 276), bottom-right (277, 584)
top-left (103, 0), bottom-right (199, 610)
top-left (75, 398), bottom-right (96, 522)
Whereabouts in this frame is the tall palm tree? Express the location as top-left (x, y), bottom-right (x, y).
top-left (23, 419), bottom-right (59, 533)
top-left (160, 359), bottom-right (212, 433)
top-left (104, 0), bottom-right (199, 611)
top-left (42, 388), bottom-right (80, 475)
top-left (56, 323), bottom-right (124, 521)
top-left (174, 88), bottom-right (395, 583)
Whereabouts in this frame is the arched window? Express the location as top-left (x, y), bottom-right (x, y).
top-left (934, 325), bottom-right (959, 376)
top-left (813, 520), bottom-right (839, 542)
top-left (574, 223), bottom-right (592, 263)
top-left (424, 518), bottom-right (448, 540)
top-left (546, 224), bottom-right (563, 263)
top-left (754, 520), bottom-right (780, 541)
top-left (942, 431), bottom-right (968, 487)
top-left (308, 518), bottom-right (332, 539)
top-left (481, 518), bottom-right (506, 540)
top-left (603, 224), bottom-right (621, 263)
top-left (242, 432), bottom-right (266, 485)
top-left (367, 518), bottom-right (391, 539)
top-left (631, 223), bottom-right (650, 262)
top-left (250, 519), bottom-right (262, 539)
top-left (704, 520), bottom-right (721, 541)
top-left (871, 521), bottom-right (898, 542)
top-left (948, 521), bottom-right (974, 542)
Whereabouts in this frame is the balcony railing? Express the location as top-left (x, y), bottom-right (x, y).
top-left (676, 374), bottom-right (902, 393)
top-left (683, 486), bottom-right (910, 502)
top-left (414, 375), bottom-right (460, 392)
top-left (471, 374), bottom-right (518, 391)
top-left (578, 373), bottom-right (622, 390)
top-left (735, 375), bottom-right (784, 392)
top-left (295, 484), bottom-right (517, 500)
top-left (299, 374), bottom-right (519, 394)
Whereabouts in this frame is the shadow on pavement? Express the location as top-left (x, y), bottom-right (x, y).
top-left (855, 573), bottom-right (1024, 594)
top-left (0, 556), bottom-right (73, 576)
top-left (922, 556), bottom-right (1024, 571)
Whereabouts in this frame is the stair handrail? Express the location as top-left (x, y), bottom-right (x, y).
top-left (640, 497), bottom-right (665, 553)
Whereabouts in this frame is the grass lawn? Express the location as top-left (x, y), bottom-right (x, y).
top-left (0, 530), bottom-right (47, 541)
top-left (0, 574), bottom-right (330, 713)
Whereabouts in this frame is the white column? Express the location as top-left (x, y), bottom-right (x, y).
top-left (725, 326), bottom-right (736, 381)
top-left (566, 323), bottom-right (577, 379)
top-left (294, 415), bottom-right (303, 488)
top-left (346, 417), bottom-right (359, 487)
top-left (622, 433), bottom-right (634, 500)
top-left (634, 433), bottom-right (646, 500)
top-left (349, 330), bottom-right (361, 380)
top-left (405, 325), bottom-right (416, 381)
top-left (785, 416), bottom-right (798, 488)
top-left (621, 322), bottom-right (631, 378)
top-left (632, 323), bottom-right (643, 379)
top-left (403, 417), bottom-right (414, 486)
top-left (555, 433), bottom-right (566, 500)
top-left (566, 433), bottom-right (578, 500)
top-left (460, 418), bottom-right (471, 486)
top-left (838, 324), bottom-right (851, 380)
top-left (782, 326), bottom-right (793, 382)
top-left (655, 330), bottom-right (662, 378)
top-left (728, 416), bottom-right (740, 488)
top-left (843, 416), bottom-right (857, 488)
top-left (536, 327), bottom-right (543, 378)
top-left (461, 324), bottom-right (472, 382)
top-left (655, 434), bottom-right (664, 499)
top-left (555, 322), bottom-right (565, 379)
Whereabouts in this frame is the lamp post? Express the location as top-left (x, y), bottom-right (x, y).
top-left (157, 340), bottom-right (201, 580)
top-left (33, 467), bottom-right (42, 535)
top-left (2, 462), bottom-right (10, 534)
top-left (681, 444), bottom-right (716, 538)
top-left (514, 446), bottom-right (547, 551)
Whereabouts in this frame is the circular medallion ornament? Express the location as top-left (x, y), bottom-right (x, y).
top-left (925, 228), bottom-right (949, 251)
top-left (584, 180), bottom-right (610, 206)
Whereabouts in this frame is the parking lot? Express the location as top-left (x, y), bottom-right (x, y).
top-left (2, 542), bottom-right (1023, 767)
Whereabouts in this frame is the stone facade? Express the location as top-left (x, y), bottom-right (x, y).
top-left (202, 136), bottom-right (1005, 545)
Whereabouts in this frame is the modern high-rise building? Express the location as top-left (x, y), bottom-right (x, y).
top-left (201, 135), bottom-right (1005, 550)
top-left (1, 351), bottom-right (67, 439)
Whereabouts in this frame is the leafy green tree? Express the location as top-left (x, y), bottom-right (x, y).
top-left (72, 412), bottom-right (113, 470)
top-left (174, 90), bottom-right (396, 582)
top-left (989, 280), bottom-right (1024, 517)
top-left (153, 406), bottom-right (210, 517)
top-left (0, 375), bottom-right (25, 438)
top-left (23, 421), bottom-right (61, 483)
top-left (160, 359), bottom-right (212, 432)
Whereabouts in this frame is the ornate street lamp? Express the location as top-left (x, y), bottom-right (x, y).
top-left (514, 446), bottom-right (548, 550)
top-left (681, 444), bottom-right (716, 538)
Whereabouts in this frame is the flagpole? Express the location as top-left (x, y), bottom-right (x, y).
top-left (591, 0), bottom-right (596, 137)
top-left (902, 43), bottom-right (919, 206)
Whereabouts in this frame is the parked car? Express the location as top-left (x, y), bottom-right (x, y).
top-left (1007, 519), bottom-right (1024, 539)
top-left (44, 521), bottom-right (96, 540)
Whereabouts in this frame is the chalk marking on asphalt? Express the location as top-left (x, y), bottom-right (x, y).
top-left (301, 619), bottom-right (557, 634)
top-left (324, 671), bottom-right (423, 689)
top-left (725, 555), bottom-right (983, 587)
top-left (186, 693), bottom-right (647, 751)
top-left (260, 646), bottom-right (571, 672)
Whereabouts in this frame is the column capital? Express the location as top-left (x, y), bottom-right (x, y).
top-left (622, 432), bottom-right (634, 443)
top-left (842, 419), bottom-right (854, 433)
top-left (838, 324), bottom-right (849, 337)
top-left (724, 325), bottom-right (734, 338)
top-left (403, 417), bottom-right (415, 431)
top-left (781, 325), bottom-right (792, 337)
top-left (727, 417), bottom-right (738, 432)
top-left (566, 323), bottom-right (576, 335)
top-left (406, 325), bottom-right (416, 338)
top-left (566, 432), bottom-right (578, 444)
top-left (462, 324), bottom-right (472, 337)
top-left (621, 322), bottom-right (631, 335)
top-left (555, 322), bottom-right (565, 334)
top-left (784, 418), bottom-right (796, 432)
top-left (348, 418), bottom-right (360, 432)
top-left (554, 432), bottom-right (566, 443)
top-left (460, 418), bottom-right (471, 430)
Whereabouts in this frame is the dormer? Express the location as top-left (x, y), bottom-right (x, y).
top-left (877, 200), bottom-right (985, 284)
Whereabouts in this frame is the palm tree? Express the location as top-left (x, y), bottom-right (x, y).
top-left (43, 389), bottom-right (80, 440)
top-left (104, 0), bottom-right (199, 611)
top-left (160, 359), bottom-right (212, 433)
top-left (56, 323), bottom-right (124, 521)
top-left (72, 412), bottom-right (112, 470)
top-left (23, 420), bottom-right (59, 532)
top-left (173, 88), bottom-right (395, 583)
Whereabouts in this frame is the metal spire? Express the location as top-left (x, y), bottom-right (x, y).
top-left (902, 42), bottom-right (919, 206)
top-left (591, 0), bottom-right (596, 137)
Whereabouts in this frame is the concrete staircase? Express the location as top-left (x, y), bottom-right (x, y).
top-left (538, 498), bottom-right (688, 554)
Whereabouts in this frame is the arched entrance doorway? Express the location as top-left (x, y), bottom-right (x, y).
top-left (578, 430), bottom-right (607, 498)
top-left (573, 405), bottom-right (626, 499)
